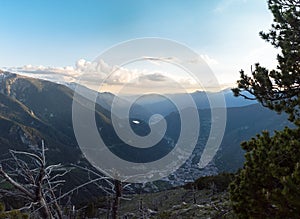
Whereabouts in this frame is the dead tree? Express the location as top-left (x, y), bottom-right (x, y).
top-left (0, 140), bottom-right (66, 218)
top-left (0, 140), bottom-right (132, 218)
top-left (69, 164), bottom-right (132, 218)
top-left (111, 180), bottom-right (122, 219)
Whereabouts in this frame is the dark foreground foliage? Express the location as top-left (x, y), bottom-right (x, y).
top-left (230, 128), bottom-right (300, 218)
top-left (185, 173), bottom-right (234, 193)
top-left (231, 0), bottom-right (300, 218)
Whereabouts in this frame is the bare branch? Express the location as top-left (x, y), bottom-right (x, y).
top-left (9, 150), bottom-right (43, 166)
top-left (0, 165), bottom-right (34, 200)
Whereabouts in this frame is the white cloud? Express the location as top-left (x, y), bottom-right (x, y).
top-left (141, 56), bottom-right (180, 66)
top-left (5, 53), bottom-right (225, 94)
top-left (198, 55), bottom-right (219, 66)
top-left (5, 59), bottom-right (195, 93)
top-left (139, 73), bottom-right (167, 82)
top-left (143, 55), bottom-right (218, 67)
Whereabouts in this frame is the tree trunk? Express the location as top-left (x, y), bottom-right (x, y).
top-left (112, 180), bottom-right (122, 219)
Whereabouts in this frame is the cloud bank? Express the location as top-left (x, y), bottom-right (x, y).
top-left (4, 54), bottom-right (224, 94)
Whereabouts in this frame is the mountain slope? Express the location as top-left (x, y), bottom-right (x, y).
top-left (0, 71), bottom-right (292, 190)
top-left (0, 72), bottom-right (107, 164)
top-left (215, 103), bottom-right (291, 172)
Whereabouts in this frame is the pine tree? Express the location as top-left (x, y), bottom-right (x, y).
top-left (230, 128), bottom-right (300, 218)
top-left (230, 0), bottom-right (300, 218)
top-left (232, 0), bottom-right (300, 125)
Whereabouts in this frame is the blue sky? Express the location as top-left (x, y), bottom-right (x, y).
top-left (0, 0), bottom-right (278, 92)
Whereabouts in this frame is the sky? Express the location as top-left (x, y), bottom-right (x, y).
top-left (0, 0), bottom-right (278, 94)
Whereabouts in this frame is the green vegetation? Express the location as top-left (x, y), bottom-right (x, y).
top-left (231, 0), bottom-right (300, 218)
top-left (232, 0), bottom-right (300, 125)
top-left (79, 174), bottom-right (236, 218)
top-left (185, 173), bottom-right (234, 193)
top-left (71, 173), bottom-right (237, 218)
top-left (0, 203), bottom-right (28, 219)
top-left (230, 128), bottom-right (300, 218)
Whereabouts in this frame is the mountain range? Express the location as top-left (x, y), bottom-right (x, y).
top-left (0, 70), bottom-right (291, 192)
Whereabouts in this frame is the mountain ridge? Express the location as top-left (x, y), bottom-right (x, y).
top-left (0, 71), bottom-right (292, 194)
